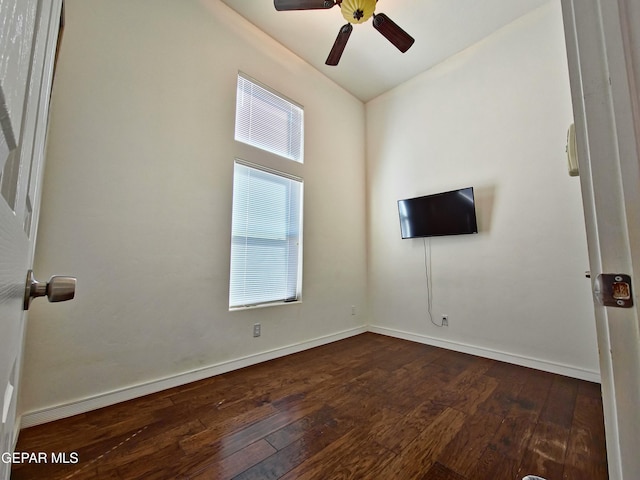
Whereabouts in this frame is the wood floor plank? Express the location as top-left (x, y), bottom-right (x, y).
top-left (11, 461), bottom-right (100, 480)
top-left (96, 419), bottom-right (204, 471)
top-left (190, 400), bottom-right (279, 436)
top-left (233, 412), bottom-right (355, 480)
top-left (115, 443), bottom-right (184, 480)
top-left (517, 420), bottom-right (570, 480)
top-left (563, 461), bottom-right (609, 480)
top-left (538, 375), bottom-right (579, 428)
top-left (279, 427), bottom-right (396, 480)
top-left (376, 407), bottom-right (467, 478)
top-left (421, 462), bottom-right (468, 480)
top-left (510, 371), bottom-right (553, 417)
top-left (13, 394), bottom-right (175, 455)
top-left (490, 412), bottom-right (538, 461)
top-left (371, 403), bottom-right (437, 455)
top-left (263, 405), bottom-right (335, 450)
top-left (190, 439), bottom-right (277, 480)
top-left (433, 373), bottom-right (499, 415)
top-left (485, 361), bottom-right (534, 385)
top-left (572, 383), bottom-right (607, 456)
top-left (436, 409), bottom-right (503, 476)
top-left (562, 382), bottom-right (608, 479)
top-left (277, 397), bottom-right (410, 478)
top-left (180, 402), bottom-right (324, 461)
top-left (466, 444), bottom-right (522, 480)
top-left (478, 377), bottom-right (524, 418)
top-left (563, 426), bottom-right (609, 478)
top-left (12, 333), bottom-right (608, 480)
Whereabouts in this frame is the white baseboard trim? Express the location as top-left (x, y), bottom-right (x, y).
top-left (368, 325), bottom-right (601, 383)
top-left (20, 326), bottom-right (367, 428)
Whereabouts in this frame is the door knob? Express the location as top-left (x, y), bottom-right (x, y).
top-left (24, 270), bottom-right (76, 310)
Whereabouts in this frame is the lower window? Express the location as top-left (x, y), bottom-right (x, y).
top-left (229, 161), bottom-right (303, 309)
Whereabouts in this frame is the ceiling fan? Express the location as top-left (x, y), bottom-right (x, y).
top-left (274, 0), bottom-right (415, 66)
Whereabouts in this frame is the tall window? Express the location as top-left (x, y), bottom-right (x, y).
top-left (235, 73), bottom-right (304, 163)
top-left (229, 163), bottom-right (302, 308)
top-left (230, 74), bottom-right (304, 309)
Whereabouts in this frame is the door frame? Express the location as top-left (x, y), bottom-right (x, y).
top-left (562, 0), bottom-right (640, 478)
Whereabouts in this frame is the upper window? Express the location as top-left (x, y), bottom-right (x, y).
top-left (235, 73), bottom-right (304, 163)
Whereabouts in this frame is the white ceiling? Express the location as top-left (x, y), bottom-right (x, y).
top-left (219, 0), bottom-right (550, 102)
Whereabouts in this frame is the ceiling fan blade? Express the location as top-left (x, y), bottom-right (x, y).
top-left (372, 13), bottom-right (415, 53)
top-left (325, 24), bottom-right (353, 66)
top-left (274, 0), bottom-right (335, 11)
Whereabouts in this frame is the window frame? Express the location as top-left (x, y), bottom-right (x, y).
top-left (234, 72), bottom-right (304, 164)
top-left (229, 72), bottom-right (305, 311)
top-left (229, 160), bottom-right (304, 310)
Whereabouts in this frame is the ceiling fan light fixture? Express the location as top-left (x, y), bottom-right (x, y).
top-left (341, 0), bottom-right (375, 24)
top-left (274, 0), bottom-right (414, 66)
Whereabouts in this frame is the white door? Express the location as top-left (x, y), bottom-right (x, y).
top-left (0, 1), bottom-right (64, 478)
top-left (562, 0), bottom-right (640, 478)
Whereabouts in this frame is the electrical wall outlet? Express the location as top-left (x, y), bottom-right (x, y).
top-left (253, 323), bottom-right (261, 337)
top-left (351, 305), bottom-right (356, 316)
top-left (441, 315), bottom-right (449, 327)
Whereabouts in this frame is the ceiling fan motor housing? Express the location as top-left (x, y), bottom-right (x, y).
top-left (341, 0), bottom-right (376, 24)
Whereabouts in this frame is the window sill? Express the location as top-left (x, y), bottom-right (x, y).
top-left (229, 300), bottom-right (302, 312)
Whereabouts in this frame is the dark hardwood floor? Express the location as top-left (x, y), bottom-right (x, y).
top-left (11, 333), bottom-right (608, 479)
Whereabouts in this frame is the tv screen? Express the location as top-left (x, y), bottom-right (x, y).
top-left (398, 187), bottom-right (478, 239)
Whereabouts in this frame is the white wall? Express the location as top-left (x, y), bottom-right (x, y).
top-left (366, 2), bottom-right (599, 377)
top-left (21, 0), bottom-right (367, 415)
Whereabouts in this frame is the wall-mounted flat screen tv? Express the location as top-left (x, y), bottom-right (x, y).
top-left (398, 187), bottom-right (478, 239)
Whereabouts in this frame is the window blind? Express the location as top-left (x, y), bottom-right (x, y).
top-left (235, 73), bottom-right (304, 163)
top-left (229, 162), bottom-right (303, 308)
